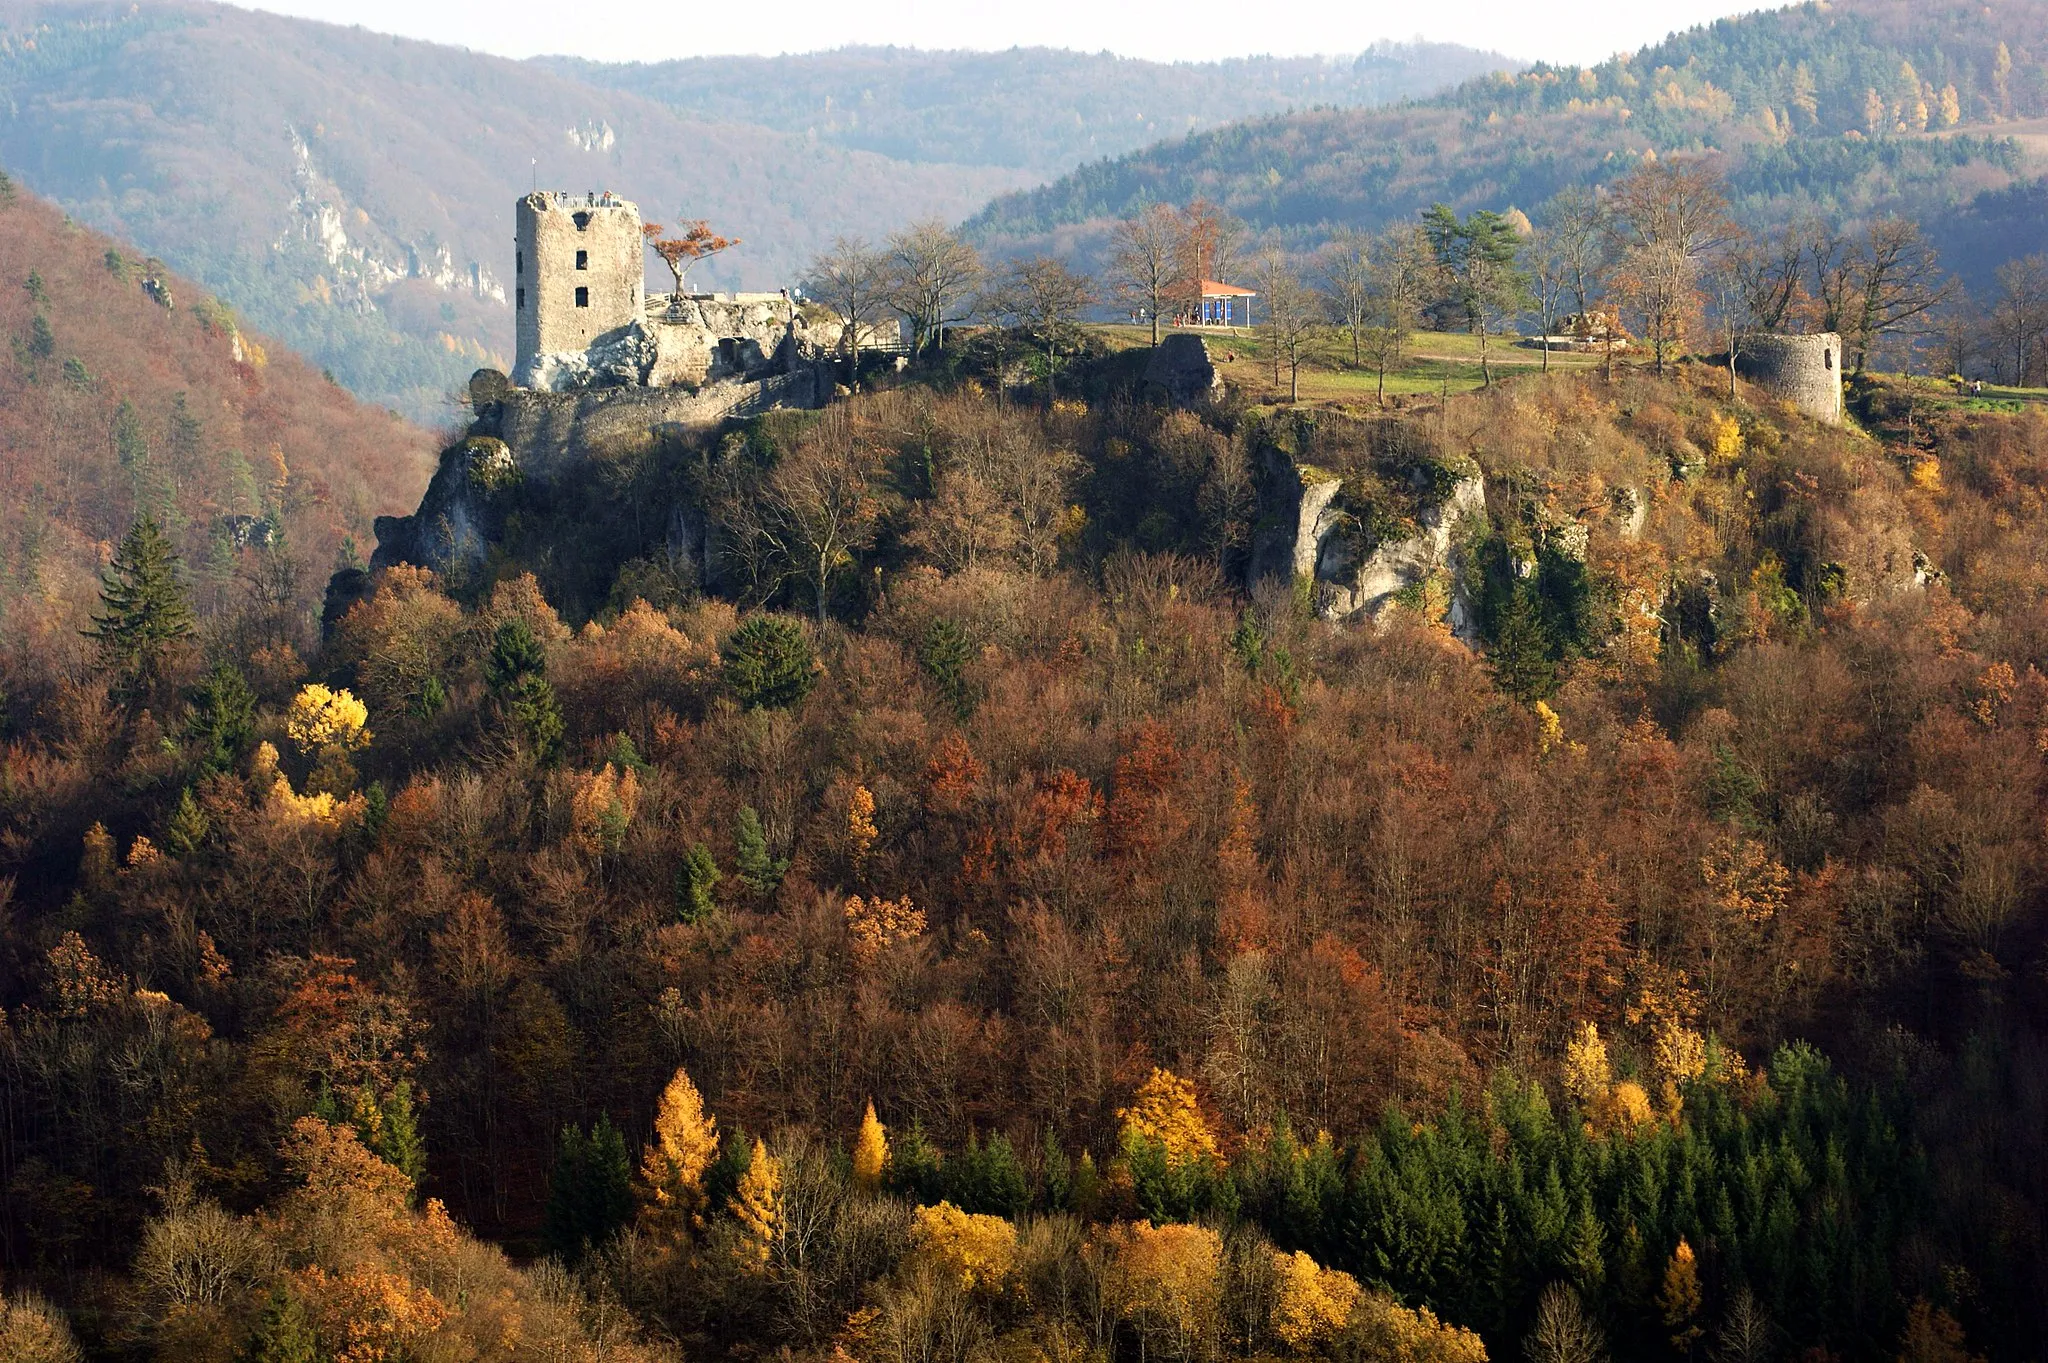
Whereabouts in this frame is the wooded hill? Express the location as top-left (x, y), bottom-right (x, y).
top-left (541, 42), bottom-right (1515, 180)
top-left (0, 176), bottom-right (436, 712)
top-left (966, 0), bottom-right (2048, 291)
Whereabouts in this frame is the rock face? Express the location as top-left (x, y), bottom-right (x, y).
top-left (1248, 418), bottom-right (1485, 635)
top-left (1143, 333), bottom-right (1223, 406)
top-left (516, 297), bottom-right (830, 394)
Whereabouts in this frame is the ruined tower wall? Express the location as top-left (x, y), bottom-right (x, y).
top-left (1737, 332), bottom-right (1844, 425)
top-left (514, 192), bottom-right (644, 383)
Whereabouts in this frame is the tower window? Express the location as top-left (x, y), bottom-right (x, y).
top-left (576, 250), bottom-right (588, 270)
top-left (575, 286), bottom-right (589, 308)
top-left (516, 249), bottom-right (523, 275)
top-left (1824, 348), bottom-right (1834, 370)
top-left (573, 211), bottom-right (591, 230)
top-left (517, 286), bottom-right (525, 309)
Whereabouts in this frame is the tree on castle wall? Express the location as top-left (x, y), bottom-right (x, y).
top-left (643, 220), bottom-right (739, 295)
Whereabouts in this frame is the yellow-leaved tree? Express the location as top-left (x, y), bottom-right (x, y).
top-left (1271, 1249), bottom-right (1362, 1352)
top-left (911, 1201), bottom-right (1017, 1292)
top-left (1100, 1221), bottom-right (1223, 1363)
top-left (1344, 1291), bottom-right (1489, 1363)
top-left (731, 1138), bottom-right (782, 1268)
top-left (852, 1100), bottom-right (889, 1192)
top-left (638, 1066), bottom-right (718, 1238)
top-left (1660, 1239), bottom-right (1703, 1353)
top-left (1118, 1068), bottom-right (1220, 1172)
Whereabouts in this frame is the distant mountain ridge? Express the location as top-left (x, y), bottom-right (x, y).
top-left (0, 2), bottom-right (1504, 419)
top-left (538, 42), bottom-right (1519, 178)
top-left (965, 0), bottom-right (2048, 290)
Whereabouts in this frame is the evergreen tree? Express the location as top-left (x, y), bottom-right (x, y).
top-left (242, 1285), bottom-right (317, 1363)
top-left (88, 515), bottom-right (195, 703)
top-left (917, 617), bottom-right (975, 716)
top-left (734, 805), bottom-right (787, 897)
top-left (163, 787), bottom-right (210, 858)
top-left (25, 311), bottom-right (53, 359)
top-left (1490, 588), bottom-right (1560, 703)
top-left (185, 662), bottom-right (256, 773)
top-left (720, 614), bottom-right (816, 711)
top-left (485, 619), bottom-right (564, 763)
top-left (544, 1114), bottom-right (633, 1261)
top-left (676, 842), bottom-right (720, 924)
top-left (376, 1081), bottom-right (427, 1193)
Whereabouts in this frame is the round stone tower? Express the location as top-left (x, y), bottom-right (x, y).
top-left (1736, 332), bottom-right (1844, 425)
top-left (513, 191), bottom-right (645, 386)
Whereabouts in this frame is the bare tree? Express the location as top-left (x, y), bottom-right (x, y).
top-left (1319, 230), bottom-right (1373, 365)
top-left (1990, 253), bottom-right (2048, 385)
top-left (1252, 253), bottom-right (1322, 402)
top-left (1110, 204), bottom-right (1187, 346)
top-left (1841, 217), bottom-right (1955, 372)
top-left (888, 221), bottom-right (983, 361)
top-left (1361, 225), bottom-right (1433, 406)
top-left (999, 256), bottom-right (1096, 392)
top-left (720, 410), bottom-right (884, 624)
top-left (804, 236), bottom-right (893, 391)
top-left (1709, 1287), bottom-right (1778, 1363)
top-left (1542, 185), bottom-right (1611, 321)
top-left (1525, 1283), bottom-right (1605, 1363)
top-left (1726, 221), bottom-right (1808, 332)
top-left (1175, 199), bottom-right (1246, 318)
top-left (1606, 159), bottom-right (1735, 373)
top-left (1524, 228), bottom-right (1572, 372)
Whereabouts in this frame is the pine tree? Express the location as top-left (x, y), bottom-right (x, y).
top-left (734, 805), bottom-right (787, 896)
top-left (485, 619), bottom-right (564, 763)
top-left (917, 617), bottom-right (975, 716)
top-left (164, 787), bottom-right (210, 858)
top-left (185, 662), bottom-right (256, 773)
top-left (242, 1285), bottom-right (317, 1363)
top-left (886, 1118), bottom-right (945, 1203)
top-left (88, 515), bottom-right (195, 702)
top-left (544, 1114), bottom-right (633, 1261)
top-left (852, 1100), bottom-right (888, 1192)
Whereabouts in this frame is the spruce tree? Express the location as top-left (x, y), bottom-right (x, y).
top-left (734, 805), bottom-right (787, 897)
top-left (720, 614), bottom-right (816, 711)
top-left (677, 842), bottom-right (720, 923)
top-left (376, 1081), bottom-right (427, 1193)
top-left (185, 662), bottom-right (256, 773)
top-left (1489, 587), bottom-right (1560, 704)
top-left (242, 1285), bottom-right (317, 1363)
top-left (917, 617), bottom-right (975, 716)
top-left (88, 514), bottom-right (195, 703)
top-left (485, 619), bottom-right (564, 763)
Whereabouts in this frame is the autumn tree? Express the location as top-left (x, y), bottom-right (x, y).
top-left (995, 256), bottom-right (1096, 388)
top-left (731, 1137), bottom-right (782, 1268)
top-left (88, 513), bottom-right (195, 703)
top-left (888, 220), bottom-right (983, 358)
top-left (1808, 217), bottom-right (1953, 371)
top-left (1270, 1250), bottom-right (1361, 1352)
top-left (1112, 203), bottom-right (1188, 346)
top-left (1175, 199), bottom-right (1245, 318)
top-left (852, 1102), bottom-right (889, 1192)
top-left (643, 219), bottom-right (740, 294)
top-left (748, 412), bottom-right (884, 625)
top-left (638, 1068), bottom-right (719, 1238)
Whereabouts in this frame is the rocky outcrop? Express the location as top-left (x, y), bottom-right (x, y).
top-left (1249, 418), bottom-right (1485, 634)
top-left (1143, 333), bottom-right (1223, 407)
top-left (516, 295), bottom-right (831, 394)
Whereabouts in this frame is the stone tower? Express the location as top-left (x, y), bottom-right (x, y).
top-left (513, 191), bottom-right (645, 386)
top-left (1736, 332), bottom-right (1844, 425)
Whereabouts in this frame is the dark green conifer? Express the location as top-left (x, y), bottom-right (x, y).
top-left (242, 1285), bottom-right (317, 1363)
top-left (88, 515), bottom-right (195, 702)
top-left (720, 614), bottom-right (816, 711)
top-left (734, 805), bottom-right (787, 897)
top-left (1489, 587), bottom-right (1559, 703)
top-left (677, 842), bottom-right (720, 923)
top-left (485, 619), bottom-right (564, 763)
top-left (185, 662), bottom-right (256, 773)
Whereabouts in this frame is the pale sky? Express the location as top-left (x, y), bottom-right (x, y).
top-left (223, 0), bottom-right (1780, 68)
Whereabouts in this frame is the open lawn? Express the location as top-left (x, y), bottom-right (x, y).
top-left (1091, 323), bottom-right (1611, 407)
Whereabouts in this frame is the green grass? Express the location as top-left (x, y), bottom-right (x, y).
top-left (1091, 322), bottom-right (1608, 406)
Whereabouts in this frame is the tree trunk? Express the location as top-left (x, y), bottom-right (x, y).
top-left (1377, 360), bottom-right (1387, 407)
top-left (1479, 325), bottom-right (1492, 387)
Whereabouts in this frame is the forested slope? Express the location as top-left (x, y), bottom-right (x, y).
top-left (0, 177), bottom-right (436, 712)
top-left (967, 0), bottom-right (2048, 286)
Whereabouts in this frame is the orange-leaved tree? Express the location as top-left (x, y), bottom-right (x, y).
top-left (643, 220), bottom-right (739, 295)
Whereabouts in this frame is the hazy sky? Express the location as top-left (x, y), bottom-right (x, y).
top-left (223, 0), bottom-right (1779, 68)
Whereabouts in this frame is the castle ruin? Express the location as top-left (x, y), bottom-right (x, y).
top-left (507, 189), bottom-right (839, 400)
top-left (1737, 332), bottom-right (1845, 425)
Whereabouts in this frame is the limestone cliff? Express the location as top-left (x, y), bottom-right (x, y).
top-left (1248, 413), bottom-right (1485, 634)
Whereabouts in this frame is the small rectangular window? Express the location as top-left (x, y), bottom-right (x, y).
top-left (517, 286), bottom-right (525, 309)
top-left (575, 286), bottom-right (589, 308)
top-left (575, 250), bottom-right (588, 270)
top-left (516, 250), bottom-right (523, 275)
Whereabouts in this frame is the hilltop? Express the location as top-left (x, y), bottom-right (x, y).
top-left (0, 173), bottom-right (436, 688)
top-left (0, 2), bottom-right (1501, 419)
top-left (967, 0), bottom-right (2048, 287)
